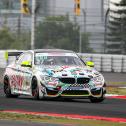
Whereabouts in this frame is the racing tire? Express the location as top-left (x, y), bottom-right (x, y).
top-left (89, 90), bottom-right (105, 103)
top-left (40, 83), bottom-right (46, 100)
top-left (32, 77), bottom-right (40, 100)
top-left (90, 96), bottom-right (105, 103)
top-left (90, 88), bottom-right (105, 103)
top-left (4, 76), bottom-right (19, 98)
top-left (63, 98), bottom-right (73, 102)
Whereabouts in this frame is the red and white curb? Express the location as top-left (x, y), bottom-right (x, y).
top-left (0, 110), bottom-right (126, 123)
top-left (106, 94), bottom-right (126, 99)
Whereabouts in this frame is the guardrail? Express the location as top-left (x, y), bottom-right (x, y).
top-left (80, 53), bottom-right (126, 72)
top-left (0, 50), bottom-right (126, 73)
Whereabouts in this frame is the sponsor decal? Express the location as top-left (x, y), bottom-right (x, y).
top-left (61, 66), bottom-right (69, 69)
top-left (46, 69), bottom-right (53, 76)
top-left (70, 68), bottom-right (82, 75)
top-left (11, 75), bottom-right (24, 90)
top-left (53, 68), bottom-right (63, 73)
top-left (48, 82), bottom-right (58, 86)
top-left (67, 86), bottom-right (83, 90)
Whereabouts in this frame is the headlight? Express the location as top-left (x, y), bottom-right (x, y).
top-left (92, 74), bottom-right (104, 86)
top-left (93, 75), bottom-right (103, 82)
top-left (41, 76), bottom-right (58, 82)
top-left (40, 76), bottom-right (59, 87)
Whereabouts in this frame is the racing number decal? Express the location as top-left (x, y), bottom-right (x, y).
top-left (11, 75), bottom-right (24, 90)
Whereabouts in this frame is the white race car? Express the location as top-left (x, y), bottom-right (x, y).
top-left (3, 49), bottom-right (106, 103)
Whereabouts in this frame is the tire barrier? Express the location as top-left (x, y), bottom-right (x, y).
top-left (80, 53), bottom-right (126, 72)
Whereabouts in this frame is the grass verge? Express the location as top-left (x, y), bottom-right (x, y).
top-left (0, 112), bottom-right (126, 126)
top-left (107, 87), bottom-right (126, 95)
top-left (107, 81), bottom-right (126, 85)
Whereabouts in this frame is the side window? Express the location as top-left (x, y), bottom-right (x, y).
top-left (17, 53), bottom-right (32, 65)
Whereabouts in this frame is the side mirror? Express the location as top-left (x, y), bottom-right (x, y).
top-left (21, 61), bottom-right (32, 68)
top-left (86, 61), bottom-right (94, 67)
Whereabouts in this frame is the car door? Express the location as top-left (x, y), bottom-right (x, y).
top-left (16, 52), bottom-right (33, 94)
top-left (10, 53), bottom-right (25, 92)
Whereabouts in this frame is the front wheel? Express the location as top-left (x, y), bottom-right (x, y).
top-left (90, 88), bottom-right (106, 103)
top-left (90, 96), bottom-right (105, 103)
top-left (32, 77), bottom-right (40, 100)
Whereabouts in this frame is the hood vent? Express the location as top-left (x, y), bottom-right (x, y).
top-left (79, 73), bottom-right (84, 75)
top-left (62, 74), bottom-right (68, 76)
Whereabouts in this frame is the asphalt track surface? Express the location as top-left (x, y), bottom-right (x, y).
top-left (0, 120), bottom-right (62, 126)
top-left (102, 72), bottom-right (126, 86)
top-left (0, 84), bottom-right (126, 119)
top-left (0, 72), bottom-right (126, 123)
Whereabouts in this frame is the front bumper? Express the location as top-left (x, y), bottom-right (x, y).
top-left (43, 87), bottom-right (106, 98)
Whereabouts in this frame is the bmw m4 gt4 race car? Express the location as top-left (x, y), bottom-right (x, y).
top-left (3, 49), bottom-right (106, 103)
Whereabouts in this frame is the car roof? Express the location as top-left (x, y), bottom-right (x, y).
top-left (31, 49), bottom-right (74, 53)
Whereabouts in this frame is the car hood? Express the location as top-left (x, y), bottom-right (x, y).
top-left (37, 65), bottom-right (100, 78)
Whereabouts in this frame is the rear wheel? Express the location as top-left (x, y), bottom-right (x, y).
top-left (32, 77), bottom-right (39, 100)
top-left (4, 76), bottom-right (18, 98)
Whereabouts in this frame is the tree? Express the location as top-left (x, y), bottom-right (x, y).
top-left (0, 27), bottom-right (30, 49)
top-left (0, 27), bottom-right (14, 49)
top-left (35, 15), bottom-right (92, 52)
top-left (81, 32), bottom-right (93, 52)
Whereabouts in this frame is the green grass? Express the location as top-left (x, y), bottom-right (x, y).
top-left (0, 82), bottom-right (126, 125)
top-left (0, 112), bottom-right (125, 126)
top-left (107, 87), bottom-right (126, 95)
top-left (107, 81), bottom-right (126, 85)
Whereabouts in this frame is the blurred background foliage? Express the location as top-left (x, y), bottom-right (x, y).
top-left (0, 15), bottom-right (92, 52)
top-left (35, 15), bottom-right (92, 52)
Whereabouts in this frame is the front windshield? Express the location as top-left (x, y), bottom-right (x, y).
top-left (35, 53), bottom-right (85, 67)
